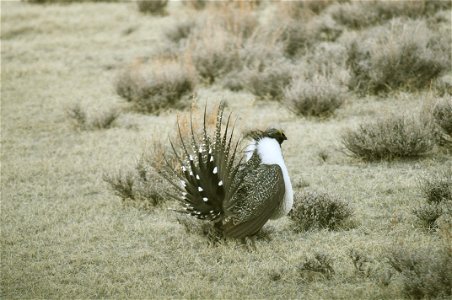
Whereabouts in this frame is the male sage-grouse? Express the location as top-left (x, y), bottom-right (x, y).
top-left (163, 105), bottom-right (293, 238)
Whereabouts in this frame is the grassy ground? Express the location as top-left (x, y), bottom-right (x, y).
top-left (1, 1), bottom-right (451, 299)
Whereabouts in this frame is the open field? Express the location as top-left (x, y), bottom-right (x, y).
top-left (1, 1), bottom-right (451, 299)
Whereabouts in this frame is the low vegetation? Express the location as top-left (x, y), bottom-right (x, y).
top-left (414, 169), bottom-right (452, 229)
top-left (342, 115), bottom-right (436, 161)
top-left (104, 151), bottom-right (171, 210)
top-left (330, 0), bottom-right (451, 29)
top-left (387, 247), bottom-right (452, 299)
top-left (284, 76), bottom-right (345, 117)
top-left (298, 252), bottom-right (335, 281)
top-left (3, 1), bottom-right (452, 299)
top-left (432, 98), bottom-right (452, 144)
top-left (346, 19), bottom-right (450, 94)
top-left (67, 104), bottom-right (119, 130)
top-left (289, 190), bottom-right (353, 232)
top-left (137, 0), bottom-right (168, 15)
top-left (115, 60), bottom-right (195, 114)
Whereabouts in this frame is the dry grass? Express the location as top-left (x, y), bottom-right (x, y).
top-left (2, 1), bottom-right (452, 299)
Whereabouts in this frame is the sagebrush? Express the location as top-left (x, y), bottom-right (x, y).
top-left (387, 247), bottom-right (452, 299)
top-left (284, 76), bottom-right (345, 117)
top-left (342, 115), bottom-right (436, 161)
top-left (104, 153), bottom-right (171, 209)
top-left (115, 61), bottom-right (195, 114)
top-left (414, 169), bottom-right (452, 229)
top-left (346, 19), bottom-right (450, 94)
top-left (289, 190), bottom-right (352, 231)
top-left (298, 252), bottom-right (335, 281)
top-left (67, 104), bottom-right (119, 130)
top-left (137, 0), bottom-right (168, 15)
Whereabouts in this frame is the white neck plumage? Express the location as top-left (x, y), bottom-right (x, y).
top-left (245, 137), bottom-right (294, 218)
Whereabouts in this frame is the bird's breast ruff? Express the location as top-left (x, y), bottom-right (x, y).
top-left (256, 138), bottom-right (294, 217)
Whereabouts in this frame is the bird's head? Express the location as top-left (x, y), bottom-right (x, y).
top-left (264, 128), bottom-right (287, 145)
top-left (245, 128), bottom-right (287, 145)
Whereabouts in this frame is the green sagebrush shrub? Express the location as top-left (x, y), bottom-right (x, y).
top-left (387, 246), bottom-right (452, 299)
top-left (137, 0), bottom-right (168, 15)
top-left (289, 190), bottom-right (352, 231)
top-left (414, 169), bottom-right (452, 230)
top-left (342, 115), bottom-right (436, 161)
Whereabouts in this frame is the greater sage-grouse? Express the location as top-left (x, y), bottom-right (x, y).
top-left (164, 105), bottom-right (293, 238)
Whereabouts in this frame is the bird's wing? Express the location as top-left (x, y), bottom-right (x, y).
top-left (223, 164), bottom-right (285, 239)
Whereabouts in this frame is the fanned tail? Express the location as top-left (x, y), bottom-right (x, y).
top-left (163, 103), bottom-right (242, 221)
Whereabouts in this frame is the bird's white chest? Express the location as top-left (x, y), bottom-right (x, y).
top-left (249, 138), bottom-right (293, 218)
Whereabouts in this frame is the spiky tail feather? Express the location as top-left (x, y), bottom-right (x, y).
top-left (162, 104), bottom-right (243, 221)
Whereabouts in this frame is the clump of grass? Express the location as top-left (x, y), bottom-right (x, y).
top-left (342, 115), bottom-right (436, 161)
top-left (298, 252), bottom-right (335, 280)
top-left (413, 204), bottom-right (444, 230)
top-left (221, 40), bottom-right (287, 92)
top-left (242, 62), bottom-right (293, 101)
top-left (284, 76), bottom-right (345, 118)
top-left (346, 19), bottom-right (450, 94)
top-left (182, 0), bottom-right (207, 10)
top-left (387, 247), bottom-right (452, 299)
top-left (330, 0), bottom-right (450, 29)
top-left (289, 190), bottom-right (353, 232)
top-left (26, 0), bottom-right (120, 3)
top-left (414, 169), bottom-right (452, 230)
top-left (434, 74), bottom-right (452, 96)
top-left (175, 216), bottom-right (223, 245)
top-left (278, 20), bottom-right (314, 58)
top-left (420, 169), bottom-right (452, 204)
top-left (432, 98), bottom-right (452, 140)
top-left (104, 153), bottom-right (171, 210)
top-left (67, 104), bottom-right (119, 130)
top-left (115, 60), bottom-right (195, 114)
top-left (189, 32), bottom-right (241, 84)
top-left (165, 20), bottom-right (196, 44)
top-left (348, 249), bottom-right (374, 277)
top-left (67, 103), bottom-right (87, 128)
top-left (137, 0), bottom-right (168, 15)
